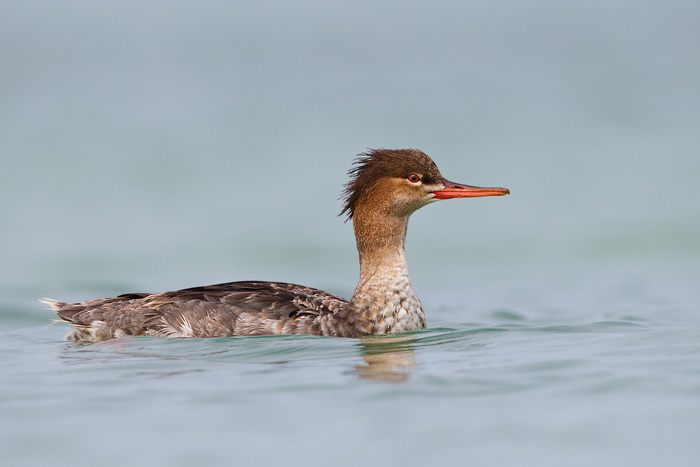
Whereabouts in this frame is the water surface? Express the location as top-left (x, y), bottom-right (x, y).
top-left (2, 0), bottom-right (700, 466)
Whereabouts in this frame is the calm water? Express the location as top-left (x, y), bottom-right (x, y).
top-left (2, 1), bottom-right (700, 466)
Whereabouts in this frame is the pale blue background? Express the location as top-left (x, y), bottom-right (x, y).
top-left (2, 1), bottom-right (699, 466)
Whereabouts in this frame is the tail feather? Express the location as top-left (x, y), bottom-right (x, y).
top-left (40, 297), bottom-right (89, 323)
top-left (40, 294), bottom-right (155, 343)
top-left (39, 298), bottom-right (76, 324)
top-left (39, 298), bottom-right (65, 311)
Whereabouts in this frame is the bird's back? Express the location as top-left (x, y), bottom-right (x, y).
top-left (44, 281), bottom-right (353, 342)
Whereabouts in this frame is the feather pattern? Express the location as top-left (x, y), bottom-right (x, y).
top-left (46, 281), bottom-right (356, 341)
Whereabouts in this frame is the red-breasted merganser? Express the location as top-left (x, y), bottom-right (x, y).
top-left (43, 149), bottom-right (509, 342)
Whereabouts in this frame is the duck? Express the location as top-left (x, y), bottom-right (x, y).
top-left (43, 149), bottom-right (509, 342)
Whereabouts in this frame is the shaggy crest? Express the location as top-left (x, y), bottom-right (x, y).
top-left (339, 148), bottom-right (443, 220)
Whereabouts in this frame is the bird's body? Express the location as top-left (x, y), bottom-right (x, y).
top-left (44, 149), bottom-right (509, 342)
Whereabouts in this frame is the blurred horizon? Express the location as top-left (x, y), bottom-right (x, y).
top-left (2, 0), bottom-right (699, 305)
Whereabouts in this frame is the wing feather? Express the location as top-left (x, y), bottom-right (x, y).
top-left (50, 281), bottom-right (351, 341)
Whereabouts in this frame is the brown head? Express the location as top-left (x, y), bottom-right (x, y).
top-left (340, 148), bottom-right (510, 222)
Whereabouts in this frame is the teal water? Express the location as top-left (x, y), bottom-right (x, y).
top-left (2, 0), bottom-right (700, 466)
top-left (3, 283), bottom-right (700, 466)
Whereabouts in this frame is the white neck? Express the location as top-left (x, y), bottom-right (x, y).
top-left (348, 214), bottom-right (425, 334)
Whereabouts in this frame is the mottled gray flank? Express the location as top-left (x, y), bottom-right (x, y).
top-left (44, 281), bottom-right (357, 340)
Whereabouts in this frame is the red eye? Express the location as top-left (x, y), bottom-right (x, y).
top-left (408, 174), bottom-right (421, 183)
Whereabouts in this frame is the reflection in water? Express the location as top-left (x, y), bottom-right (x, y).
top-left (53, 333), bottom-right (420, 383)
top-left (355, 335), bottom-right (417, 383)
